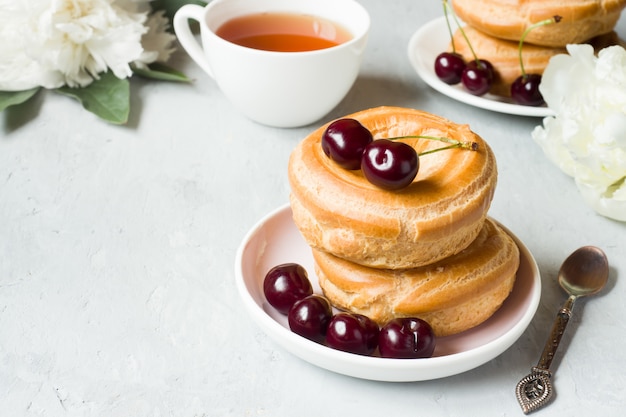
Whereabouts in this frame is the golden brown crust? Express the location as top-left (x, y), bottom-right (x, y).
top-left (314, 218), bottom-right (520, 337)
top-left (451, 0), bottom-right (626, 47)
top-left (288, 107), bottom-right (497, 269)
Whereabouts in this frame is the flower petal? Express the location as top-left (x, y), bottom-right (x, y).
top-left (534, 45), bottom-right (626, 221)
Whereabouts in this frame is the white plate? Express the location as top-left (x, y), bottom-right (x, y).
top-left (407, 16), bottom-right (554, 118)
top-left (235, 204), bottom-right (541, 382)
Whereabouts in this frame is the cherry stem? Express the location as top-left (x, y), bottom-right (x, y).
top-left (418, 143), bottom-right (469, 156)
top-left (445, 1), bottom-right (481, 66)
top-left (518, 16), bottom-right (562, 78)
top-left (442, 0), bottom-right (457, 53)
top-left (386, 134), bottom-right (479, 153)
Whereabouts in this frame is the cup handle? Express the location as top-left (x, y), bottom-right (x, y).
top-left (173, 4), bottom-right (215, 78)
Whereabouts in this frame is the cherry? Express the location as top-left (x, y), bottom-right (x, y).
top-left (437, 0), bottom-right (494, 96)
top-left (434, 52), bottom-right (466, 85)
top-left (379, 317), bottom-right (436, 359)
top-left (511, 74), bottom-right (544, 106)
top-left (321, 118), bottom-right (373, 170)
top-left (434, 1), bottom-right (467, 85)
top-left (361, 139), bottom-right (419, 190)
top-left (320, 118), bottom-right (478, 191)
top-left (461, 59), bottom-right (494, 96)
top-left (263, 263), bottom-right (313, 315)
top-left (511, 16), bottom-right (561, 106)
top-left (326, 313), bottom-right (379, 356)
top-left (288, 295), bottom-right (333, 344)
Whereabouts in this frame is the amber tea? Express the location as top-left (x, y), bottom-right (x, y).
top-left (215, 12), bottom-right (353, 52)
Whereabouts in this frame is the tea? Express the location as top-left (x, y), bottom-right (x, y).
top-left (215, 12), bottom-right (352, 52)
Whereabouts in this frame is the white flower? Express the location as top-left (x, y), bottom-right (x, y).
top-left (532, 44), bottom-right (626, 221)
top-left (0, 2), bottom-right (64, 90)
top-left (0, 0), bottom-right (177, 91)
top-left (134, 10), bottom-right (177, 70)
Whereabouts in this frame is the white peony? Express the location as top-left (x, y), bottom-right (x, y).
top-left (532, 44), bottom-right (626, 222)
top-left (134, 10), bottom-right (177, 70)
top-left (0, 0), bottom-right (177, 91)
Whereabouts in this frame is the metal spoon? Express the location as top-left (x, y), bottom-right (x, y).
top-left (516, 246), bottom-right (609, 414)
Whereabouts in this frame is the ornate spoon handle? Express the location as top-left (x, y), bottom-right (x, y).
top-left (536, 295), bottom-right (574, 371)
top-left (515, 295), bottom-right (576, 414)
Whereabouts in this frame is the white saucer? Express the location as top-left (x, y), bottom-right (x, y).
top-left (407, 17), bottom-right (555, 118)
top-left (235, 204), bottom-right (541, 382)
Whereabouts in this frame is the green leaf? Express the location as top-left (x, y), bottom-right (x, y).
top-left (132, 62), bottom-right (190, 82)
top-left (56, 72), bottom-right (130, 124)
top-left (151, 0), bottom-right (207, 23)
top-left (0, 88), bottom-right (40, 112)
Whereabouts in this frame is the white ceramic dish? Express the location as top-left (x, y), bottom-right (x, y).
top-left (235, 204), bottom-right (541, 382)
top-left (407, 16), bottom-right (554, 118)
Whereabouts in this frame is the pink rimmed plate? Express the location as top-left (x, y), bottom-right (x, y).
top-left (235, 204), bottom-right (541, 381)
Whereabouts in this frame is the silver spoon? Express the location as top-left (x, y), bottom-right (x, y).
top-left (516, 246), bottom-right (609, 414)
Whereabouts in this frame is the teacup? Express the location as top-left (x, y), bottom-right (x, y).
top-left (173, 0), bottom-right (370, 128)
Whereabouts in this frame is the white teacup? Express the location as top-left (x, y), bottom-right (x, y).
top-left (173, 0), bottom-right (370, 128)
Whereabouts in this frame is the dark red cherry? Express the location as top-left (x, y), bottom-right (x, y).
top-left (361, 139), bottom-right (419, 190)
top-left (461, 59), bottom-right (494, 96)
top-left (321, 118), bottom-right (373, 170)
top-left (434, 52), bottom-right (466, 85)
top-left (511, 74), bottom-right (544, 106)
top-left (326, 313), bottom-right (379, 356)
top-left (263, 263), bottom-right (313, 315)
top-left (288, 295), bottom-right (333, 344)
top-left (378, 317), bottom-right (435, 359)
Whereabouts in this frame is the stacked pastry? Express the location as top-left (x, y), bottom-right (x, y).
top-left (449, 0), bottom-right (626, 97)
top-left (288, 107), bottom-right (520, 337)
